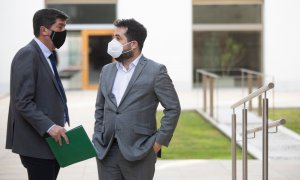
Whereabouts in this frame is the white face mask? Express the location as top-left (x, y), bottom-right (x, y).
top-left (107, 39), bottom-right (132, 58)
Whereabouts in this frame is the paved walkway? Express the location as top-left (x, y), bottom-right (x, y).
top-left (1, 89), bottom-right (300, 179)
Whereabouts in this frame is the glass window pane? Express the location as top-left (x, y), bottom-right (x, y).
top-left (67, 31), bottom-right (81, 66)
top-left (55, 31), bottom-right (82, 89)
top-left (47, 4), bottom-right (116, 24)
top-left (193, 31), bottom-right (261, 78)
top-left (193, 5), bottom-right (261, 24)
top-left (54, 31), bottom-right (81, 70)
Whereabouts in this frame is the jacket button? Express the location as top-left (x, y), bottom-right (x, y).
top-left (116, 111), bottom-right (119, 114)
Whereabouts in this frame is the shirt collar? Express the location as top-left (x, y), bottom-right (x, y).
top-left (116, 54), bottom-right (142, 72)
top-left (33, 37), bottom-right (52, 59)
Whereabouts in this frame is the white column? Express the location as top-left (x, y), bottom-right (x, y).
top-left (118, 0), bottom-right (193, 90)
top-left (0, 0), bottom-right (44, 94)
top-left (264, 0), bottom-right (300, 90)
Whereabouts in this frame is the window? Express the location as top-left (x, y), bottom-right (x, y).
top-left (193, 1), bottom-right (262, 86)
top-left (193, 31), bottom-right (261, 76)
top-left (47, 4), bottom-right (116, 24)
top-left (45, 0), bottom-right (116, 89)
top-left (193, 4), bottom-right (261, 24)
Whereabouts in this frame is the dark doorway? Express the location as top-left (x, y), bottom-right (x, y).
top-left (81, 30), bottom-right (113, 89)
top-left (88, 35), bottom-right (112, 84)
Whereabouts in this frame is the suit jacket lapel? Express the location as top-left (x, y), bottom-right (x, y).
top-left (118, 56), bottom-right (147, 107)
top-left (106, 63), bottom-right (118, 107)
top-left (30, 40), bottom-right (65, 102)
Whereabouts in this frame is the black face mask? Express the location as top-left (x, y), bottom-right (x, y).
top-left (50, 30), bottom-right (67, 49)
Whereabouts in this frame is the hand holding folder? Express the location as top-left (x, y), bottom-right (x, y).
top-left (46, 125), bottom-right (97, 167)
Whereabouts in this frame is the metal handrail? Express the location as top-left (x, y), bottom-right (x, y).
top-left (231, 82), bottom-right (275, 180)
top-left (195, 69), bottom-right (219, 118)
top-left (240, 68), bottom-right (265, 77)
top-left (196, 69), bottom-right (219, 78)
top-left (240, 68), bottom-right (270, 114)
top-left (244, 119), bottom-right (286, 135)
top-left (231, 82), bottom-right (274, 109)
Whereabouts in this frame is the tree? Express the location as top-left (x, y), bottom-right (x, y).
top-left (220, 36), bottom-right (245, 76)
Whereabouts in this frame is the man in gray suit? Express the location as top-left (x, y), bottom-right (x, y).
top-left (93, 18), bottom-right (181, 180)
top-left (6, 8), bottom-right (70, 180)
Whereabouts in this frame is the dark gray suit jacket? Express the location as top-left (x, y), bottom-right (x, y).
top-left (6, 40), bottom-right (66, 159)
top-left (93, 55), bottom-right (181, 161)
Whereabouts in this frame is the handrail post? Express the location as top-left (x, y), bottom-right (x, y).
top-left (258, 94), bottom-right (262, 116)
top-left (209, 77), bottom-right (214, 117)
top-left (263, 93), bottom-right (269, 180)
top-left (195, 70), bottom-right (199, 87)
top-left (242, 104), bottom-right (248, 180)
top-left (196, 69), bottom-right (218, 117)
top-left (247, 73), bottom-right (253, 111)
top-left (203, 75), bottom-right (207, 112)
top-left (257, 76), bottom-right (263, 116)
top-left (232, 112), bottom-right (237, 180)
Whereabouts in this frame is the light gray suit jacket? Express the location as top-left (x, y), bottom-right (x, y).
top-left (6, 40), bottom-right (66, 159)
top-left (93, 55), bottom-right (181, 161)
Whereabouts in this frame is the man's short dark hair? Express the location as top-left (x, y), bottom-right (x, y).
top-left (113, 18), bottom-right (147, 51)
top-left (33, 8), bottom-right (69, 37)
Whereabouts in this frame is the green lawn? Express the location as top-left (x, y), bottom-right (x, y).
top-left (157, 111), bottom-right (250, 159)
top-left (270, 108), bottom-right (300, 134)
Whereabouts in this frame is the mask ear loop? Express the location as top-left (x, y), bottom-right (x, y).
top-left (121, 41), bottom-right (133, 54)
top-left (50, 31), bottom-right (56, 39)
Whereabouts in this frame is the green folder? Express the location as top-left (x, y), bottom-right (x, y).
top-left (46, 125), bottom-right (97, 167)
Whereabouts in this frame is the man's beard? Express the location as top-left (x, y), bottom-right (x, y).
top-left (115, 50), bottom-right (133, 62)
top-left (115, 45), bottom-right (133, 62)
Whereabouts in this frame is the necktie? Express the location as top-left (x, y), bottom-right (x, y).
top-left (49, 53), bottom-right (70, 125)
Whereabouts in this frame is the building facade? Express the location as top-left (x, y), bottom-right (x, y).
top-left (1, 0), bottom-right (300, 93)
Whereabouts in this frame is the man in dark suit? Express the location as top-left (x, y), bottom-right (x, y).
top-left (6, 8), bottom-right (70, 180)
top-left (93, 18), bottom-right (181, 180)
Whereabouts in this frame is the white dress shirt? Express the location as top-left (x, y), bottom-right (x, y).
top-left (33, 38), bottom-right (54, 74)
top-left (112, 54), bottom-right (142, 106)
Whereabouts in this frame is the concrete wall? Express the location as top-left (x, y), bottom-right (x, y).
top-left (264, 0), bottom-right (300, 91)
top-left (118, 0), bottom-right (193, 91)
top-left (0, 0), bottom-right (44, 94)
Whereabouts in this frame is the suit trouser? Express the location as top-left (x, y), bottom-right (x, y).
top-left (20, 155), bottom-right (60, 180)
top-left (96, 139), bottom-right (157, 180)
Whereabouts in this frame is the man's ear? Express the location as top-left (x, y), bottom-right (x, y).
top-left (40, 26), bottom-right (49, 36)
top-left (132, 40), bottom-right (139, 51)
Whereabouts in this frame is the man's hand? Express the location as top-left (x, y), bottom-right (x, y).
top-left (48, 125), bottom-right (69, 146)
top-left (153, 142), bottom-right (162, 153)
